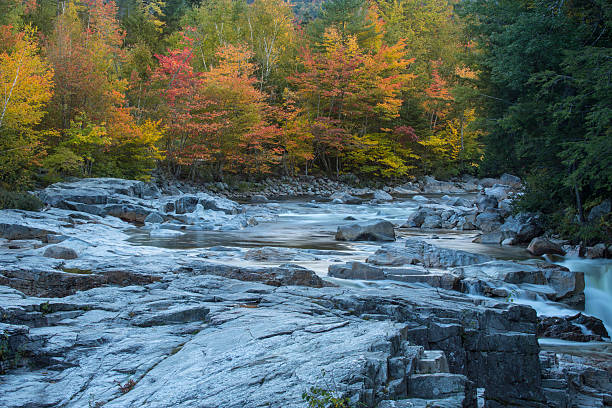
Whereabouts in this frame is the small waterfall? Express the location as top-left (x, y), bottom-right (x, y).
top-left (557, 258), bottom-right (612, 333)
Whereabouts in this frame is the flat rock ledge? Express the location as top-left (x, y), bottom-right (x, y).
top-left (1, 275), bottom-right (548, 408)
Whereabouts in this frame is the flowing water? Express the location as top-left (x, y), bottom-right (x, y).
top-left (128, 196), bottom-right (612, 338)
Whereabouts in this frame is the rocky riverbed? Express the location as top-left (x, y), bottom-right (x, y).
top-left (0, 177), bottom-right (611, 407)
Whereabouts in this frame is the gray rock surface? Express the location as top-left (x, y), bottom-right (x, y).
top-left (527, 237), bottom-right (566, 256)
top-left (335, 221), bottom-right (396, 241)
top-left (42, 245), bottom-right (78, 260)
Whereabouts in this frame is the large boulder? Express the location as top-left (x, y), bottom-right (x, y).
top-left (43, 245), bottom-right (78, 260)
top-left (527, 237), bottom-right (566, 256)
top-left (0, 223), bottom-right (56, 240)
top-left (475, 210), bottom-right (503, 233)
top-left (198, 194), bottom-right (241, 214)
top-left (500, 213), bottom-right (544, 243)
top-left (335, 221), bottom-right (396, 242)
top-left (476, 194), bottom-right (498, 211)
top-left (174, 195), bottom-right (199, 214)
top-left (330, 191), bottom-right (362, 204)
top-left (586, 243), bottom-right (607, 259)
top-left (484, 184), bottom-right (512, 201)
top-left (421, 214), bottom-right (442, 229)
top-left (402, 208), bottom-right (430, 228)
top-left (587, 199), bottom-right (611, 223)
top-left (373, 190), bottom-right (393, 201)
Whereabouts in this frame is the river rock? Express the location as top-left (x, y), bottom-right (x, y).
top-left (330, 191), bottom-right (362, 204)
top-left (174, 195), bottom-right (199, 214)
top-left (104, 203), bottom-right (153, 223)
top-left (484, 184), bottom-right (512, 201)
top-left (476, 194), bottom-right (498, 211)
top-left (475, 210), bottom-right (503, 233)
top-left (251, 194), bottom-right (268, 203)
top-left (38, 178), bottom-right (151, 207)
top-left (527, 237), bottom-right (566, 256)
top-left (586, 243), bottom-right (607, 259)
top-left (500, 213), bottom-right (543, 243)
top-left (144, 212), bottom-right (164, 224)
top-left (474, 231), bottom-right (515, 245)
top-left (421, 214), bottom-right (442, 229)
top-left (244, 247), bottom-right (318, 262)
top-left (538, 313), bottom-right (609, 342)
top-left (368, 239), bottom-right (492, 268)
top-left (43, 245), bottom-right (78, 260)
top-left (421, 176), bottom-right (464, 194)
top-left (335, 221), bottom-right (396, 241)
top-left (402, 209), bottom-right (430, 228)
top-left (374, 190), bottom-right (393, 201)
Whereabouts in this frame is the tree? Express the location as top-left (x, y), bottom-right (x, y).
top-left (0, 24), bottom-right (53, 190)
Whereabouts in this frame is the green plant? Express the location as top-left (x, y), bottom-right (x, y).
top-left (40, 301), bottom-right (51, 315)
top-left (0, 189), bottom-right (42, 211)
top-left (302, 387), bottom-right (351, 408)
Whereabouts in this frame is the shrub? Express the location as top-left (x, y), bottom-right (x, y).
top-left (0, 189), bottom-right (42, 211)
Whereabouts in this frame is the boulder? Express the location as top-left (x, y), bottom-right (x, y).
top-left (412, 195), bottom-right (430, 203)
top-left (402, 209), bottom-right (430, 228)
top-left (527, 237), bottom-right (566, 256)
top-left (475, 210), bottom-right (503, 233)
top-left (373, 190), bottom-right (393, 201)
top-left (335, 221), bottom-right (396, 242)
top-left (500, 213), bottom-right (544, 243)
top-left (587, 199), bottom-right (611, 223)
top-left (329, 262), bottom-right (386, 280)
top-left (476, 194), bottom-right (498, 211)
top-left (456, 214), bottom-right (477, 230)
top-left (421, 214), bottom-right (442, 229)
top-left (330, 192), bottom-right (362, 204)
top-left (484, 184), bottom-right (512, 201)
top-left (43, 245), bottom-right (78, 260)
top-left (538, 313), bottom-right (609, 342)
top-left (369, 239), bottom-right (493, 268)
top-left (586, 243), bottom-right (607, 259)
top-left (174, 196), bottom-right (199, 214)
top-left (474, 231), bottom-right (515, 245)
top-left (144, 212), bottom-right (165, 224)
top-left (251, 194), bottom-right (268, 203)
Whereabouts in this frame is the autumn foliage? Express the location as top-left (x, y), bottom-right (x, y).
top-left (0, 0), bottom-right (482, 188)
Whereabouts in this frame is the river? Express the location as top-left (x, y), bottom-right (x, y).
top-left (128, 196), bottom-right (612, 334)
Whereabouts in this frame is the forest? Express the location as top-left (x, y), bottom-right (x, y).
top-left (0, 0), bottom-right (610, 241)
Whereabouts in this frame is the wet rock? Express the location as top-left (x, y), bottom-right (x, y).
top-left (456, 214), bottom-right (477, 230)
top-left (474, 231), bottom-right (515, 245)
top-left (329, 262), bottom-right (387, 280)
top-left (104, 203), bottom-right (153, 223)
top-left (402, 208), bottom-right (430, 228)
top-left (251, 194), bottom-right (268, 203)
top-left (500, 213), bottom-right (544, 243)
top-left (538, 313), bottom-right (609, 342)
top-left (244, 247), bottom-right (319, 262)
top-left (476, 194), bottom-right (498, 211)
top-left (422, 214), bottom-right (442, 229)
top-left (369, 239), bottom-right (492, 268)
top-left (190, 263), bottom-right (332, 288)
top-left (586, 243), bottom-right (607, 259)
top-left (144, 212), bottom-right (164, 224)
top-left (475, 210), bottom-right (503, 233)
top-left (527, 237), bottom-right (566, 256)
top-left (484, 184), bottom-right (512, 201)
top-left (335, 221), bottom-right (396, 242)
top-left (174, 195), bottom-right (199, 214)
top-left (421, 177), bottom-right (464, 194)
top-left (198, 195), bottom-right (241, 214)
top-left (330, 191), bottom-right (362, 204)
top-left (43, 245), bottom-right (78, 260)
top-left (412, 195), bottom-right (430, 203)
top-left (373, 190), bottom-right (393, 201)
